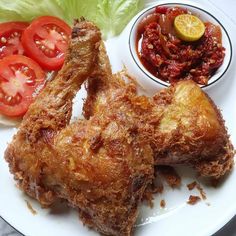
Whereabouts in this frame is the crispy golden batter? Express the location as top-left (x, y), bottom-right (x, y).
top-left (4, 20), bottom-right (154, 236)
top-left (151, 81), bottom-right (234, 178)
top-left (4, 19), bottom-right (234, 236)
top-left (83, 45), bottom-right (234, 179)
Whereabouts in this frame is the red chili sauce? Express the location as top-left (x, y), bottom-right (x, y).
top-left (136, 6), bottom-right (225, 85)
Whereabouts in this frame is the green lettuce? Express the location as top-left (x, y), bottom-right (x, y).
top-left (0, 9), bottom-right (24, 22)
top-left (56, 0), bottom-right (98, 24)
top-left (0, 1), bottom-right (24, 21)
top-left (0, 0), bottom-right (63, 21)
top-left (0, 0), bottom-right (144, 38)
top-left (96, 0), bottom-right (144, 38)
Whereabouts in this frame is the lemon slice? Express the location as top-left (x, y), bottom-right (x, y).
top-left (174, 14), bottom-right (205, 42)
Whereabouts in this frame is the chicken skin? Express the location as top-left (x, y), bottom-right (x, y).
top-left (151, 81), bottom-right (234, 178)
top-left (4, 19), bottom-right (234, 236)
top-left (4, 20), bottom-right (154, 236)
top-left (83, 46), bottom-right (234, 179)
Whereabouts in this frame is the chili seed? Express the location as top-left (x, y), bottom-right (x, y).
top-left (1, 37), bottom-right (7, 43)
top-left (15, 94), bottom-right (21, 103)
top-left (6, 96), bottom-right (12, 102)
top-left (41, 45), bottom-right (46, 51)
top-left (26, 79), bottom-right (33, 85)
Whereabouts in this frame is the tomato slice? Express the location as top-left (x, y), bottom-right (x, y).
top-left (0, 55), bottom-right (46, 117)
top-left (21, 16), bottom-right (71, 71)
top-left (0, 22), bottom-right (29, 59)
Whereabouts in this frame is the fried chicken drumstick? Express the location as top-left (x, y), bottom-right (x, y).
top-left (4, 20), bottom-right (154, 236)
top-left (4, 19), bottom-right (234, 236)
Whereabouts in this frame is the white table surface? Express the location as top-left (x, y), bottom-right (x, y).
top-left (0, 0), bottom-right (236, 235)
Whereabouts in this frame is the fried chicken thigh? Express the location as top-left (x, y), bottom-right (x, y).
top-left (4, 20), bottom-right (154, 236)
top-left (4, 19), bottom-right (234, 236)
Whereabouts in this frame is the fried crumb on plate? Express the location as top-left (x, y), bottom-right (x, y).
top-left (142, 189), bottom-right (154, 208)
top-left (160, 199), bottom-right (166, 208)
top-left (196, 183), bottom-right (207, 200)
top-left (187, 181), bottom-right (197, 190)
top-left (25, 200), bottom-right (37, 215)
top-left (187, 181), bottom-right (207, 200)
top-left (187, 195), bottom-right (201, 205)
top-left (143, 182), bottom-right (164, 208)
top-left (156, 166), bottom-right (181, 188)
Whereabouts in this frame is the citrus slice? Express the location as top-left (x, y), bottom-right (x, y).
top-left (174, 14), bottom-right (205, 42)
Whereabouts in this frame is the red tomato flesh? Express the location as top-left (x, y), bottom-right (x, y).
top-left (22, 16), bottom-right (71, 70)
top-left (0, 22), bottom-right (29, 59)
top-left (0, 55), bottom-right (46, 117)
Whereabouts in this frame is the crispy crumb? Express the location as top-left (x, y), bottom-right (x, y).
top-left (142, 182), bottom-right (164, 208)
top-left (25, 200), bottom-right (37, 215)
top-left (160, 199), bottom-right (166, 208)
top-left (153, 183), bottom-right (164, 194)
top-left (187, 181), bottom-right (207, 200)
top-left (143, 191), bottom-right (154, 208)
top-left (187, 181), bottom-right (197, 190)
top-left (196, 183), bottom-right (207, 200)
top-left (156, 166), bottom-right (181, 188)
top-left (187, 195), bottom-right (201, 205)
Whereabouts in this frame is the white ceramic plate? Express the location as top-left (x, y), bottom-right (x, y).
top-left (0, 1), bottom-right (236, 236)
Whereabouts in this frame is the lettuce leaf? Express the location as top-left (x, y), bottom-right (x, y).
top-left (56, 0), bottom-right (144, 38)
top-left (0, 9), bottom-right (24, 22)
top-left (56, 0), bottom-right (98, 24)
top-left (0, 1), bottom-right (25, 22)
top-left (95, 0), bottom-right (144, 38)
top-left (0, 0), bottom-right (64, 22)
top-left (0, 0), bottom-right (144, 38)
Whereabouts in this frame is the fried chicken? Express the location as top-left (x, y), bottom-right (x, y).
top-left (4, 19), bottom-right (234, 236)
top-left (151, 81), bottom-right (234, 178)
top-left (4, 19), bottom-right (154, 236)
top-left (83, 45), bottom-right (234, 179)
